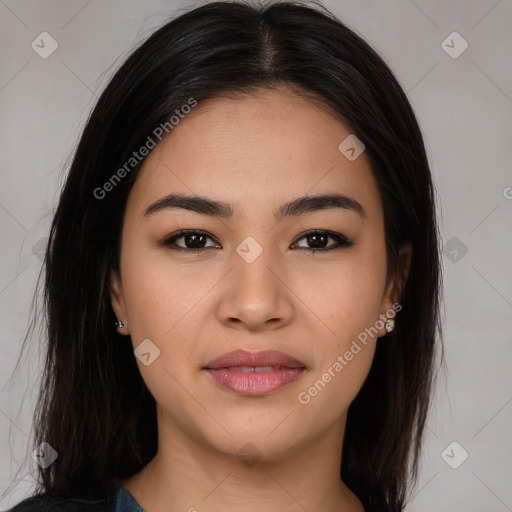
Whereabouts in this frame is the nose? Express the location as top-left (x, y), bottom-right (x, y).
top-left (216, 250), bottom-right (294, 331)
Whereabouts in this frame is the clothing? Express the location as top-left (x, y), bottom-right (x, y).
top-left (6, 479), bottom-right (144, 512)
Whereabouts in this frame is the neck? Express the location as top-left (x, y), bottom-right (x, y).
top-left (120, 408), bottom-right (364, 512)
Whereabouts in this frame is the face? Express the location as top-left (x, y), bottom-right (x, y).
top-left (109, 86), bottom-right (407, 461)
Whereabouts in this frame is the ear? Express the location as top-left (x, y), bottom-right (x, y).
top-left (378, 242), bottom-right (412, 335)
top-left (109, 269), bottom-right (130, 335)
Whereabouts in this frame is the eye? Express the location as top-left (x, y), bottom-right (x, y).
top-left (160, 229), bottom-right (354, 254)
top-left (290, 230), bottom-right (354, 254)
top-left (161, 229), bottom-right (221, 252)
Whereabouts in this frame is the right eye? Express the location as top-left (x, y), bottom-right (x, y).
top-left (160, 229), bottom-right (221, 252)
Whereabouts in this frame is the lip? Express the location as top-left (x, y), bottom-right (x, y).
top-left (204, 349), bottom-right (305, 370)
top-left (203, 349), bottom-right (306, 397)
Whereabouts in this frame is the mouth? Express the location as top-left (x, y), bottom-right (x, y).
top-left (203, 349), bottom-right (306, 397)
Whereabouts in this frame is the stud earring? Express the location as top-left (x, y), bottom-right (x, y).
top-left (114, 318), bottom-right (126, 329)
top-left (385, 318), bottom-right (395, 333)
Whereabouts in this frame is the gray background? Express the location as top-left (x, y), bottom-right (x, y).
top-left (1, 0), bottom-right (511, 510)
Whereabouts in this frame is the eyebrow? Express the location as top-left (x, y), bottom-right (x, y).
top-left (143, 192), bottom-right (365, 220)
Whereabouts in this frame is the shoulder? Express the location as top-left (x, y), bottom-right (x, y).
top-left (7, 499), bottom-right (111, 511)
top-left (6, 496), bottom-right (116, 512)
top-left (6, 481), bottom-right (121, 512)
top-left (7, 496), bottom-right (97, 512)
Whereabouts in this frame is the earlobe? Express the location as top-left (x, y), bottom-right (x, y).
top-left (109, 270), bottom-right (129, 334)
top-left (379, 242), bottom-right (412, 336)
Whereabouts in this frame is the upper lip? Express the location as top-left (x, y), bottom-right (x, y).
top-left (203, 349), bottom-right (306, 369)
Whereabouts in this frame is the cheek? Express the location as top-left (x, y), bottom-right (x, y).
top-left (295, 267), bottom-right (384, 418)
top-left (294, 243), bottom-right (387, 411)
top-left (304, 249), bottom-right (388, 344)
top-left (118, 245), bottom-right (204, 407)
top-left (118, 239), bottom-right (199, 363)
top-left (120, 233), bottom-right (197, 327)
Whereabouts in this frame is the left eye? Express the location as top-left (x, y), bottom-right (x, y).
top-left (160, 229), bottom-right (354, 253)
top-left (291, 230), bottom-right (354, 252)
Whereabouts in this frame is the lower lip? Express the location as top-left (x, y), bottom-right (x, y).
top-left (204, 367), bottom-right (305, 396)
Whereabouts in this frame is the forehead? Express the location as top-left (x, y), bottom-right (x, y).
top-left (126, 87), bottom-right (382, 221)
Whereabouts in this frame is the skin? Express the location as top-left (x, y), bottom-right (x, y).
top-left (110, 85), bottom-right (411, 512)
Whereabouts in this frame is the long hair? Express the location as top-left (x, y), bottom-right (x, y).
top-left (15, 1), bottom-right (442, 510)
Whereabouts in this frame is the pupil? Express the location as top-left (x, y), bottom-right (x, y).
top-left (186, 234), bottom-right (205, 248)
top-left (309, 233), bottom-right (326, 248)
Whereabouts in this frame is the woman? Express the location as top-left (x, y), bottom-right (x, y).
top-left (8, 0), bottom-right (442, 511)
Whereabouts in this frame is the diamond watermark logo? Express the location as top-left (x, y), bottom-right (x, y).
top-left (134, 338), bottom-right (161, 366)
top-left (31, 32), bottom-right (59, 59)
top-left (441, 441), bottom-right (469, 469)
top-left (441, 31), bottom-right (468, 59)
top-left (443, 237), bottom-right (468, 263)
top-left (32, 441), bottom-right (58, 469)
top-left (236, 236), bottom-right (263, 264)
top-left (236, 442), bottom-right (262, 467)
top-left (32, 237), bottom-right (48, 262)
top-left (338, 134), bottom-right (365, 161)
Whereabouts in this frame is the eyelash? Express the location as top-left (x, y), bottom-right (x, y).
top-left (160, 229), bottom-right (354, 254)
